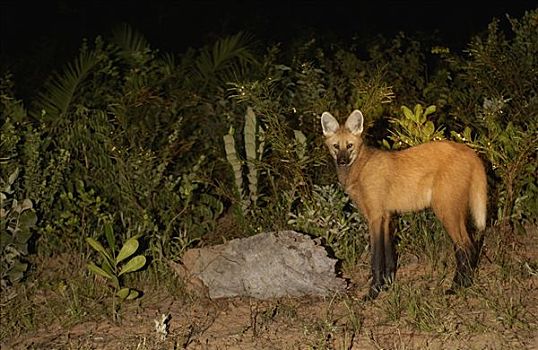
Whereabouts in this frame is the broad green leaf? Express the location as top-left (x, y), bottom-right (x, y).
top-left (116, 287), bottom-right (130, 300)
top-left (119, 255), bottom-right (146, 276)
top-left (76, 180), bottom-right (85, 193)
top-left (450, 130), bottom-right (462, 141)
top-left (104, 223), bottom-right (116, 253)
top-left (294, 130), bottom-right (307, 159)
top-left (15, 228), bottom-right (32, 245)
top-left (0, 232), bottom-right (13, 249)
top-left (87, 262), bottom-right (114, 280)
top-left (117, 288), bottom-right (140, 300)
top-left (19, 210), bottom-right (37, 229)
top-left (414, 104), bottom-right (424, 123)
top-left (424, 121), bottom-right (435, 137)
top-left (126, 289), bottom-right (139, 300)
top-left (294, 130), bottom-right (306, 145)
top-left (116, 238), bottom-right (139, 264)
top-left (111, 275), bottom-right (120, 290)
top-left (116, 288), bottom-right (140, 301)
top-left (401, 105), bottom-right (414, 121)
top-left (424, 105), bottom-right (436, 118)
top-left (86, 237), bottom-right (113, 262)
top-left (102, 258), bottom-right (114, 276)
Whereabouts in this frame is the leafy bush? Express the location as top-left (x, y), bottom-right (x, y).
top-left (0, 169), bottom-right (37, 287)
top-left (386, 104), bottom-right (444, 149)
top-left (288, 184), bottom-right (369, 267)
top-left (449, 10), bottom-right (538, 230)
top-left (86, 222), bottom-right (146, 321)
top-left (1, 9), bottom-right (536, 289)
top-left (3, 27), bottom-right (243, 258)
top-left (452, 98), bottom-right (537, 231)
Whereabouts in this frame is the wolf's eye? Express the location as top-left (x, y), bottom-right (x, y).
top-left (346, 143), bottom-right (353, 149)
top-left (333, 144), bottom-right (340, 150)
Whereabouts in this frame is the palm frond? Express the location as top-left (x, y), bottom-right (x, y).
top-left (195, 32), bottom-right (258, 83)
top-left (111, 23), bottom-right (150, 54)
top-left (160, 53), bottom-right (176, 76)
top-left (32, 48), bottom-right (99, 124)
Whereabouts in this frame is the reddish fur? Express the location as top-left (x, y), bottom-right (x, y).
top-left (322, 110), bottom-right (487, 295)
top-left (333, 139), bottom-right (487, 249)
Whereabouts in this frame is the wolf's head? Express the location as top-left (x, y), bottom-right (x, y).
top-left (321, 110), bottom-right (364, 167)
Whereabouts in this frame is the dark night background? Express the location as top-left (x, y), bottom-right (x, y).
top-left (0, 1), bottom-right (536, 96)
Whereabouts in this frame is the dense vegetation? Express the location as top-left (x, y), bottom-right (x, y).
top-left (1, 9), bottom-right (536, 342)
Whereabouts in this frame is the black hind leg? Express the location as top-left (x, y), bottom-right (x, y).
top-left (384, 236), bottom-right (397, 286)
top-left (447, 243), bottom-right (479, 294)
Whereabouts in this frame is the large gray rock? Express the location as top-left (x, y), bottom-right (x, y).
top-left (177, 231), bottom-right (347, 299)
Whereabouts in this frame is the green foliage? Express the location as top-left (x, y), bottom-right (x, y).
top-left (223, 106), bottom-right (264, 212)
top-left (386, 104), bottom-right (444, 149)
top-left (111, 23), bottom-right (150, 56)
top-left (0, 169), bottom-right (37, 287)
top-left (367, 32), bottom-right (427, 106)
top-left (395, 211), bottom-right (448, 268)
top-left (3, 28), bottom-right (234, 259)
top-left (458, 11), bottom-right (538, 128)
top-left (40, 180), bottom-right (109, 252)
top-left (447, 11), bottom-right (537, 229)
top-left (86, 223), bottom-right (146, 321)
top-left (224, 130), bottom-right (244, 200)
top-left (288, 184), bottom-right (368, 267)
top-left (194, 31), bottom-right (257, 86)
top-left (0, 9), bottom-right (536, 298)
top-left (451, 96), bottom-right (537, 230)
top-left (32, 43), bottom-right (100, 126)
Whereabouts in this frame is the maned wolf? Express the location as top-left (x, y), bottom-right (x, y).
top-left (321, 110), bottom-right (487, 299)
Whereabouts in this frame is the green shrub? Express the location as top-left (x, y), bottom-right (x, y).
top-left (1, 169), bottom-right (37, 287)
top-left (1, 9), bottom-right (535, 287)
top-left (448, 9), bottom-right (538, 229)
top-left (386, 104), bottom-right (444, 149)
top-left (86, 222), bottom-right (146, 322)
top-left (7, 27), bottom-right (247, 257)
top-left (288, 184), bottom-right (368, 267)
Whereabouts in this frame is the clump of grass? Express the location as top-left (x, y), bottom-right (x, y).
top-left (470, 265), bottom-right (535, 331)
top-left (301, 294), bottom-right (364, 350)
top-left (0, 254), bottom-right (109, 343)
top-left (380, 282), bottom-right (452, 333)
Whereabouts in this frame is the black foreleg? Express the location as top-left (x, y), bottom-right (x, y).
top-left (367, 221), bottom-right (385, 299)
top-left (383, 214), bottom-right (397, 285)
top-left (366, 214), bottom-right (399, 300)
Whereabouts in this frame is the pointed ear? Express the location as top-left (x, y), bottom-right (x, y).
top-left (345, 110), bottom-right (364, 135)
top-left (321, 112), bottom-right (340, 136)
